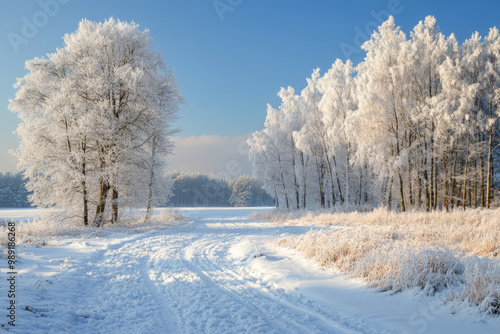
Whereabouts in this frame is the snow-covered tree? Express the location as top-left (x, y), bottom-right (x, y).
top-left (250, 15), bottom-right (499, 211)
top-left (10, 18), bottom-right (182, 226)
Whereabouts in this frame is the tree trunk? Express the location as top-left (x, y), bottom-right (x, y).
top-left (358, 165), bottom-right (363, 206)
top-left (81, 139), bottom-right (88, 226)
top-left (408, 151), bottom-right (414, 207)
top-left (82, 167), bottom-right (88, 226)
top-left (486, 120), bottom-right (495, 209)
top-left (274, 187), bottom-right (279, 209)
top-left (317, 158), bottom-right (325, 209)
top-left (112, 187), bottom-right (118, 224)
top-left (433, 161), bottom-right (438, 209)
top-left (481, 148), bottom-right (486, 207)
top-left (388, 176), bottom-right (394, 209)
top-left (443, 158), bottom-right (449, 211)
top-left (332, 155), bottom-right (344, 205)
top-left (145, 136), bottom-right (157, 222)
top-left (325, 155), bottom-right (337, 206)
top-left (463, 132), bottom-right (470, 210)
top-left (94, 179), bottom-right (110, 227)
top-left (291, 138), bottom-right (300, 210)
top-left (398, 172), bottom-right (406, 212)
top-left (423, 141), bottom-right (430, 211)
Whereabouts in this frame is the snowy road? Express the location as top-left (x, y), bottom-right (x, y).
top-left (64, 209), bottom-right (367, 334)
top-left (2, 208), bottom-right (498, 333)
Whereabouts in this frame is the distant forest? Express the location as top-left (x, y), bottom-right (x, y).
top-left (0, 172), bottom-right (31, 208)
top-left (167, 172), bottom-right (274, 207)
top-left (0, 172), bottom-right (274, 208)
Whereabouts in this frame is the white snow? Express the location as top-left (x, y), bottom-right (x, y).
top-left (1, 208), bottom-right (499, 333)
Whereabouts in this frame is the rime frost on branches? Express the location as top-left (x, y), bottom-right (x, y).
top-left (10, 18), bottom-right (182, 226)
top-left (249, 16), bottom-right (500, 211)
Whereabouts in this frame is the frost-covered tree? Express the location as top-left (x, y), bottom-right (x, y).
top-left (10, 18), bottom-right (182, 226)
top-left (318, 60), bottom-right (358, 206)
top-left (484, 27), bottom-right (500, 208)
top-left (250, 15), bottom-right (499, 211)
top-left (355, 16), bottom-right (411, 211)
top-left (230, 176), bottom-right (253, 207)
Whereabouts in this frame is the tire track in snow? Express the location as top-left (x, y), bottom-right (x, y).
top-left (181, 232), bottom-right (367, 334)
top-left (178, 247), bottom-right (291, 334)
top-left (139, 255), bottom-right (181, 334)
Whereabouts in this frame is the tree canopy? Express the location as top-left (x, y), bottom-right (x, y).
top-left (249, 16), bottom-right (500, 211)
top-left (10, 18), bottom-right (182, 226)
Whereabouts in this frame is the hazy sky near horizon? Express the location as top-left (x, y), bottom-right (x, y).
top-left (1, 0), bottom-right (500, 177)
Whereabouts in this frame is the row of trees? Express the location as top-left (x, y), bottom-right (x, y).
top-left (249, 16), bottom-right (500, 211)
top-left (167, 172), bottom-right (274, 207)
top-left (10, 18), bottom-right (182, 226)
top-left (0, 171), bottom-right (273, 208)
top-left (0, 172), bottom-right (31, 208)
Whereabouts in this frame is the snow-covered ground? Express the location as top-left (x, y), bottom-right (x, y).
top-left (1, 208), bottom-right (498, 333)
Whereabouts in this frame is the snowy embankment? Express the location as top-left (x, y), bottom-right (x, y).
top-left (259, 208), bottom-right (500, 314)
top-left (0, 208), bottom-right (188, 247)
top-left (1, 207), bottom-right (499, 333)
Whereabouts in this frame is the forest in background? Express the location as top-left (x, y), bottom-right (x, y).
top-left (166, 172), bottom-right (274, 207)
top-left (0, 172), bottom-right (274, 208)
top-left (0, 172), bottom-right (31, 208)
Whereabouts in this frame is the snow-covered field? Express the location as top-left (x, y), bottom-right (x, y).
top-left (1, 208), bottom-right (499, 333)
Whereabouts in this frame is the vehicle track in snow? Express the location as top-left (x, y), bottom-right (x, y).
top-left (59, 210), bottom-right (382, 333)
top-left (136, 214), bottom-right (375, 334)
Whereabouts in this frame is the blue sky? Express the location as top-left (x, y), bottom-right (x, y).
top-left (1, 0), bottom-right (499, 175)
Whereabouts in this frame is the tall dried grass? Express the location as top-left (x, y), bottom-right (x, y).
top-left (272, 208), bottom-right (500, 313)
top-left (0, 208), bottom-right (189, 246)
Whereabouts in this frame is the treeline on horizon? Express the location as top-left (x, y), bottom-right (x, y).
top-left (248, 16), bottom-right (500, 212)
top-left (167, 172), bottom-right (274, 207)
top-left (0, 172), bottom-right (31, 208)
top-left (0, 172), bottom-right (274, 208)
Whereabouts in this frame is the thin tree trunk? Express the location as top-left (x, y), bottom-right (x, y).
top-left (358, 165), bottom-right (363, 207)
top-left (145, 136), bottom-right (157, 222)
top-left (325, 155), bottom-right (337, 206)
top-left (443, 158), bottom-right (449, 211)
top-left (463, 132), bottom-right (470, 210)
top-left (398, 172), bottom-right (406, 212)
top-left (486, 119), bottom-right (495, 209)
top-left (408, 152), bottom-right (414, 207)
top-left (111, 187), bottom-right (118, 224)
top-left (331, 155), bottom-right (344, 204)
top-left (481, 147), bottom-right (486, 207)
top-left (274, 187), bottom-right (279, 209)
top-left (317, 158), bottom-right (325, 209)
top-left (388, 176), bottom-right (394, 209)
top-left (423, 141), bottom-right (430, 211)
top-left (81, 139), bottom-right (88, 226)
top-left (82, 163), bottom-right (88, 226)
top-left (417, 176), bottom-right (422, 208)
top-left (291, 139), bottom-right (300, 210)
top-left (94, 179), bottom-right (110, 227)
top-left (433, 161), bottom-right (438, 209)
top-left (473, 160), bottom-right (478, 208)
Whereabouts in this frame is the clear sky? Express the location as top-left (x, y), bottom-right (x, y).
top-left (1, 0), bottom-right (499, 177)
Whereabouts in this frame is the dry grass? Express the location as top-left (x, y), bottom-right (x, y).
top-left (271, 208), bottom-right (500, 313)
top-left (254, 208), bottom-right (500, 257)
top-left (0, 208), bottom-right (189, 246)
